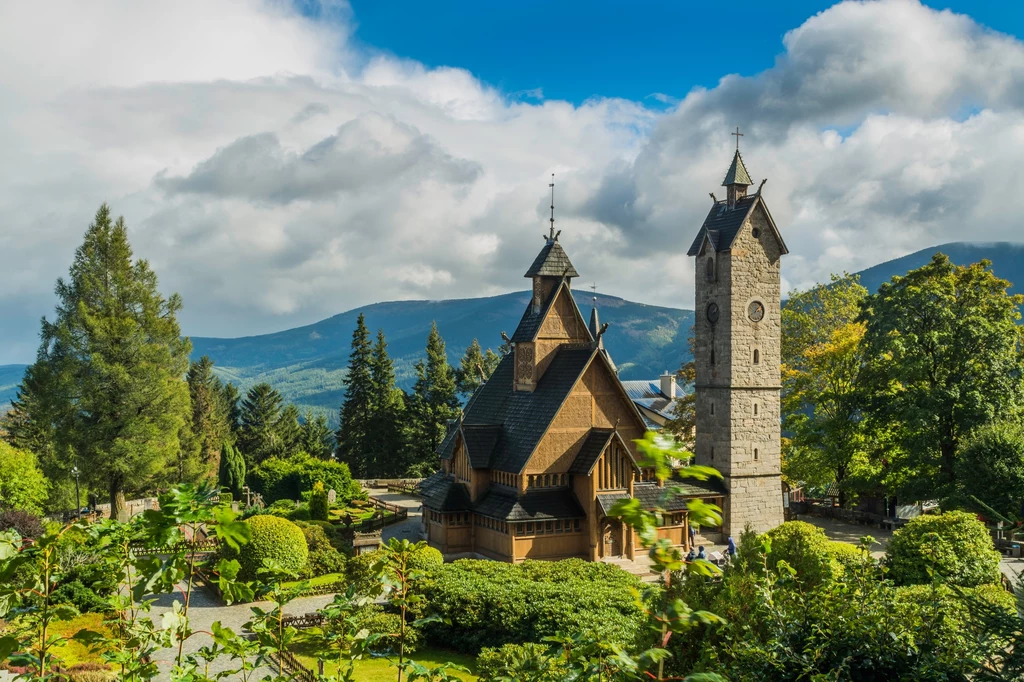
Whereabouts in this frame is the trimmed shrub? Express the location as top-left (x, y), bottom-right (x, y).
top-left (51, 580), bottom-right (108, 613)
top-left (886, 511), bottom-right (1001, 587)
top-left (223, 515), bottom-right (309, 580)
top-left (360, 606), bottom-right (418, 654)
top-left (421, 559), bottom-right (648, 654)
top-left (309, 481), bottom-right (329, 522)
top-left (295, 521), bottom-right (346, 578)
top-left (477, 642), bottom-right (567, 681)
top-left (762, 521), bottom-right (845, 585)
top-left (248, 454), bottom-right (363, 506)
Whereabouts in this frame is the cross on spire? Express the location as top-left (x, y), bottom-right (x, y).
top-left (548, 174), bottom-right (556, 241)
top-left (732, 126), bottom-right (743, 151)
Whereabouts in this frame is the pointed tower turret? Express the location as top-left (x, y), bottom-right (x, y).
top-left (723, 127), bottom-right (753, 208)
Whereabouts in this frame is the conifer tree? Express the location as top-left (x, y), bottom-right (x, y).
top-left (337, 314), bottom-right (374, 477)
top-left (455, 338), bottom-right (501, 397)
top-left (20, 204), bottom-right (191, 519)
top-left (300, 411), bottom-right (334, 459)
top-left (309, 480), bottom-right (329, 521)
top-left (236, 383), bottom-right (285, 466)
top-left (217, 442), bottom-right (245, 497)
top-left (277, 404), bottom-right (303, 456)
top-left (184, 356), bottom-right (232, 479)
top-left (368, 328), bottom-right (406, 477)
top-left (221, 381), bottom-right (242, 437)
top-left (407, 323), bottom-right (460, 474)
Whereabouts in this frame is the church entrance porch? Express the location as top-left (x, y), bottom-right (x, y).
top-left (600, 519), bottom-right (630, 559)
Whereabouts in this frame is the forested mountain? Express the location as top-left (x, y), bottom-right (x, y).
top-left (3, 241), bottom-right (1022, 420)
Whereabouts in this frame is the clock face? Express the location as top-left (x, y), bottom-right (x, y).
top-left (706, 302), bottom-right (720, 324)
top-left (748, 300), bottom-right (765, 322)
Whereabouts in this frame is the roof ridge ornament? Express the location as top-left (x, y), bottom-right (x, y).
top-left (548, 174), bottom-right (557, 242)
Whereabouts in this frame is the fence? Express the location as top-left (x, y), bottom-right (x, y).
top-left (386, 480), bottom-right (421, 495)
top-left (129, 537), bottom-right (220, 557)
top-left (271, 649), bottom-right (317, 682)
top-left (334, 496), bottom-right (408, 533)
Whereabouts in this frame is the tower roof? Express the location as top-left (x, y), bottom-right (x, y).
top-left (588, 305), bottom-right (600, 341)
top-left (722, 149), bottom-right (753, 187)
top-left (524, 239), bottom-right (579, 278)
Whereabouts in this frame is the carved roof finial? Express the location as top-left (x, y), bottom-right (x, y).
top-left (548, 174), bottom-right (556, 241)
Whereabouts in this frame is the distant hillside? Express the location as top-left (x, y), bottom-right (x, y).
top-left (3, 241), bottom-right (1022, 419)
top-left (190, 291), bottom-right (694, 421)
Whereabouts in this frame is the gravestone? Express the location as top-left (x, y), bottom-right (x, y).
top-left (327, 489), bottom-right (337, 505)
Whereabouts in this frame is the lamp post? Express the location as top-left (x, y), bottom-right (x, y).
top-left (70, 466), bottom-right (81, 518)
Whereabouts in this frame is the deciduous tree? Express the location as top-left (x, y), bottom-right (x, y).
top-left (0, 442), bottom-right (49, 514)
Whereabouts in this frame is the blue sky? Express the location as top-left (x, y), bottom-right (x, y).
top-left (337, 1), bottom-right (1024, 104)
top-left (3, 0), bottom-right (1024, 362)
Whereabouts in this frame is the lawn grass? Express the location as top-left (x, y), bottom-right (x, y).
top-left (282, 572), bottom-right (346, 589)
top-left (290, 629), bottom-right (478, 681)
top-left (48, 612), bottom-right (111, 666)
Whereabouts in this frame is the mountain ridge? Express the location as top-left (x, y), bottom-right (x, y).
top-left (3, 241), bottom-right (1022, 420)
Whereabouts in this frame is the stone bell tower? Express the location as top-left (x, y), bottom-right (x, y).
top-left (686, 138), bottom-right (788, 536)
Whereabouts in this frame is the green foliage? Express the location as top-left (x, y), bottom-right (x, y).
top-left (299, 410), bottom-right (334, 460)
top-left (368, 328), bottom-right (407, 478)
top-left (223, 514), bottom-right (309, 581)
top-left (477, 642), bottom-right (568, 681)
top-left (347, 544), bottom-right (440, 598)
top-left (360, 606), bottom-right (419, 654)
top-left (860, 254), bottom-right (1024, 499)
top-left (406, 323), bottom-right (461, 476)
top-left (308, 481), bottom-right (329, 522)
top-left (421, 559), bottom-right (648, 654)
top-left (781, 274), bottom-right (871, 506)
top-left (217, 442), bottom-right (245, 498)
top-left (182, 356), bottom-right (234, 484)
top-left (337, 313), bottom-right (375, 478)
top-left (761, 521), bottom-right (847, 587)
top-left (236, 382), bottom-right (300, 466)
top-left (294, 521), bottom-right (346, 579)
top-left (0, 441), bottom-right (49, 514)
top-left (956, 420), bottom-right (1024, 518)
top-left (886, 511), bottom-right (1002, 587)
top-left (247, 453), bottom-right (362, 505)
top-left (455, 338), bottom-right (501, 397)
top-left (19, 204), bottom-right (192, 517)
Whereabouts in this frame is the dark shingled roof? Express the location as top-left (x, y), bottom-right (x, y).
top-left (595, 479), bottom-right (726, 516)
top-left (417, 471), bottom-right (471, 512)
top-left (686, 195), bottom-right (759, 256)
top-left (475, 487), bottom-right (585, 521)
top-left (667, 475), bottom-right (729, 497)
top-left (460, 345), bottom-right (597, 473)
top-left (722, 149), bottom-right (753, 186)
top-left (524, 240), bottom-right (579, 278)
top-left (437, 420), bottom-right (459, 460)
top-left (596, 491), bottom-right (630, 516)
top-left (569, 429), bottom-right (614, 475)
top-left (463, 424), bottom-right (502, 469)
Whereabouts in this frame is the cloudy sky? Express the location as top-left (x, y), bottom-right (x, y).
top-left (2, 0), bottom-right (1023, 364)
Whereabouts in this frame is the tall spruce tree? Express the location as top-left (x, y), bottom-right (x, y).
top-left (217, 442), bottom-right (245, 497)
top-left (455, 338), bottom-right (500, 397)
top-left (369, 328), bottom-right (406, 477)
top-left (221, 381), bottom-right (242, 438)
top-left (236, 383), bottom-right (286, 466)
top-left (21, 204), bottom-right (191, 519)
top-left (277, 404), bottom-right (303, 456)
top-left (337, 314), bottom-right (374, 477)
top-left (184, 356), bottom-right (232, 480)
top-left (407, 322), bottom-right (460, 475)
top-left (300, 411), bottom-right (334, 459)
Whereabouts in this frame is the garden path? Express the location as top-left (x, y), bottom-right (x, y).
top-left (367, 488), bottom-right (424, 544)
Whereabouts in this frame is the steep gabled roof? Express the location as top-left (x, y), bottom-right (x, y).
top-left (474, 487), bottom-right (585, 521)
top-left (463, 424), bottom-right (502, 469)
top-left (686, 194), bottom-right (789, 257)
top-left (451, 345), bottom-right (597, 473)
top-left (511, 279), bottom-right (593, 344)
top-left (568, 429), bottom-right (639, 476)
top-left (417, 471), bottom-right (472, 511)
top-left (722, 149), bottom-right (752, 186)
top-left (524, 240), bottom-right (579, 278)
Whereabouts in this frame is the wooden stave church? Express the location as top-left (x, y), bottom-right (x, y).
top-left (417, 227), bottom-right (726, 563)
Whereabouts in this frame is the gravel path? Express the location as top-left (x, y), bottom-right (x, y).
top-left (147, 490), bottom-right (425, 680)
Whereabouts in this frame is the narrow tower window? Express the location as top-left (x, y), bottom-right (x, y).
top-left (753, 349), bottom-right (760, 364)
top-left (710, 402), bottom-right (715, 415)
top-left (753, 403), bottom-right (758, 416)
top-left (754, 448), bottom-right (759, 461)
top-left (710, 348), bottom-right (716, 366)
top-left (705, 257), bottom-right (715, 282)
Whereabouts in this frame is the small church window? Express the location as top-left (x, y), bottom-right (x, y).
top-left (710, 446), bottom-right (715, 460)
top-left (754, 448), bottom-right (759, 461)
top-left (752, 227), bottom-right (761, 239)
top-left (710, 402), bottom-right (715, 416)
top-left (753, 403), bottom-right (758, 416)
top-left (705, 258), bottom-right (715, 282)
top-left (710, 348), bottom-right (716, 366)
top-left (753, 349), bottom-right (760, 364)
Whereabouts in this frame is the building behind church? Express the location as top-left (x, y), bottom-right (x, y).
top-left (418, 146), bottom-right (784, 562)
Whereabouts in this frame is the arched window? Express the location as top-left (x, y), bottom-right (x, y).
top-left (753, 349), bottom-right (760, 364)
top-left (705, 257), bottom-right (715, 282)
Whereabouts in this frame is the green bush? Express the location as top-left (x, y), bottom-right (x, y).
top-left (248, 454), bottom-right (363, 505)
top-left (886, 511), bottom-right (1001, 587)
top-left (477, 642), bottom-right (566, 681)
top-left (762, 521), bottom-right (846, 585)
top-left (955, 420), bottom-right (1024, 518)
top-left (309, 481), bottom-right (329, 522)
top-left (223, 515), bottom-right (309, 580)
top-left (51, 580), bottom-right (108, 613)
top-left (294, 521), bottom-right (346, 578)
top-left (360, 606), bottom-right (418, 654)
top-left (421, 559), bottom-right (648, 654)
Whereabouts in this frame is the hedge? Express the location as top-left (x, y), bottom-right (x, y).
top-left (247, 454), bottom-right (364, 505)
top-left (885, 511), bottom-right (1002, 587)
top-left (223, 514), bottom-right (309, 580)
top-left (420, 559), bottom-right (649, 654)
top-left (762, 521), bottom-right (851, 585)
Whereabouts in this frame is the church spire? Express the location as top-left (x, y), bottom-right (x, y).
top-left (722, 127), bottom-right (753, 208)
